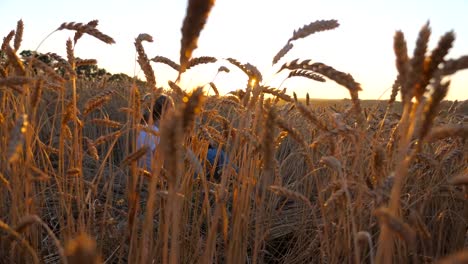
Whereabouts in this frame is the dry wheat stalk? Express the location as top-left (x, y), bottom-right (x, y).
top-left (288, 69), bottom-right (326, 82)
top-left (217, 66), bottom-right (229, 73)
top-left (208, 82), bottom-right (220, 96)
top-left (1, 30), bottom-right (15, 51)
top-left (45, 52), bottom-right (75, 77)
top-left (67, 167), bottom-right (81, 177)
top-left (269, 185), bottom-right (313, 209)
top-left (262, 86), bottom-right (293, 102)
top-left (226, 58), bottom-right (263, 83)
top-left (425, 125), bottom-right (468, 142)
top-left (168, 80), bottom-right (186, 97)
top-left (13, 19), bottom-right (23, 51)
top-left (289, 19), bottom-right (339, 42)
top-left (374, 207), bottom-right (416, 249)
top-left (435, 250), bottom-right (468, 264)
top-left (179, 0), bottom-right (216, 74)
top-left (121, 146), bottom-right (149, 166)
top-left (393, 31), bottom-right (410, 102)
top-left (279, 59), bottom-right (361, 92)
top-left (0, 172), bottom-right (11, 192)
top-left (272, 42), bottom-right (294, 65)
top-left (32, 57), bottom-right (66, 83)
top-left (82, 89), bottom-right (114, 115)
top-left (135, 33), bottom-right (156, 89)
top-left (93, 130), bottom-right (121, 146)
top-left (295, 102), bottom-right (328, 130)
top-left (0, 219), bottom-right (39, 263)
top-left (7, 114), bottom-right (28, 164)
top-left (442, 55), bottom-right (468, 75)
top-left (65, 233), bottom-right (101, 264)
top-left (90, 118), bottom-right (122, 128)
top-left (151, 56), bottom-right (181, 71)
top-left (0, 76), bottom-right (33, 91)
top-left (421, 31), bottom-right (454, 89)
top-left (58, 21), bottom-right (115, 44)
top-left (187, 56), bottom-right (217, 69)
top-left (407, 22), bottom-right (431, 101)
top-left (84, 137), bottom-right (99, 161)
top-left (75, 59), bottom-right (97, 67)
top-left (5, 45), bottom-right (26, 75)
top-left (418, 80), bottom-right (449, 142)
top-left (72, 19), bottom-right (99, 44)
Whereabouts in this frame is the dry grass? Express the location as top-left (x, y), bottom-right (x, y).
top-left (0, 9), bottom-right (467, 264)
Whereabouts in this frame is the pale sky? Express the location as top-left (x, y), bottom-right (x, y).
top-left (1, 0), bottom-right (467, 100)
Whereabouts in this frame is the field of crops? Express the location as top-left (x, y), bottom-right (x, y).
top-left (0, 1), bottom-right (467, 263)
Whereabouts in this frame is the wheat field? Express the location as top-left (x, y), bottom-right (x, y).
top-left (0, 2), bottom-right (467, 263)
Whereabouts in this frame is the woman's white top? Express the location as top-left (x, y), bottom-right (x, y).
top-left (136, 125), bottom-right (159, 170)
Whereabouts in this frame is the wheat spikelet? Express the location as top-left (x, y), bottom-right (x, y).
top-left (320, 156), bottom-right (343, 173)
top-left (44, 81), bottom-right (64, 92)
top-left (387, 77), bottom-right (401, 108)
top-left (135, 33), bottom-right (156, 89)
top-left (435, 250), bottom-right (468, 264)
top-left (58, 21), bottom-right (115, 44)
top-left (90, 118), bottom-right (122, 128)
top-left (93, 131), bottom-right (121, 146)
top-left (28, 165), bottom-right (51, 181)
top-left (295, 102), bottom-right (327, 130)
top-left (168, 80), bottom-right (186, 97)
top-left (5, 45), bottom-right (26, 75)
top-left (0, 219), bottom-right (39, 264)
top-left (13, 19), bottom-right (23, 51)
top-left (217, 66), bottom-right (229, 73)
top-left (272, 42), bottom-right (293, 65)
top-left (45, 52), bottom-right (75, 77)
top-left (226, 58), bottom-right (263, 83)
top-left (7, 114), bottom-right (28, 164)
top-left (75, 58), bottom-right (97, 67)
top-left (62, 125), bottom-right (72, 140)
top-left (448, 171), bottom-right (468, 186)
top-left (208, 82), bottom-right (220, 96)
top-left (67, 168), bottom-right (81, 177)
top-left (179, 0), bottom-right (216, 75)
top-left (418, 81), bottom-right (449, 142)
top-left (0, 76), bottom-right (32, 93)
top-left (407, 22), bottom-right (431, 101)
top-left (275, 116), bottom-right (307, 149)
top-left (82, 89), bottom-right (114, 116)
top-left (279, 59), bottom-right (361, 92)
top-left (1, 30), bottom-right (14, 51)
top-left (393, 31), bottom-right (410, 102)
top-left (0, 172), bottom-right (11, 192)
top-left (442, 55), bottom-right (468, 75)
top-left (262, 86), bottom-right (293, 102)
top-left (288, 69), bottom-right (326, 82)
top-left (289, 19), bottom-right (339, 42)
top-left (0, 65), bottom-right (6, 78)
top-left (65, 233), bottom-right (101, 264)
top-left (269, 185), bottom-right (313, 209)
top-left (374, 207), bottom-right (416, 249)
top-left (32, 57), bottom-right (66, 83)
top-left (184, 147), bottom-right (205, 176)
top-left (84, 137), bottom-right (99, 161)
top-left (151, 56), bottom-right (181, 71)
top-left (422, 31), bottom-right (454, 89)
top-left (182, 87), bottom-right (205, 132)
top-left (121, 146), bottom-right (149, 166)
top-left (426, 125), bottom-right (468, 142)
top-left (186, 56), bottom-right (217, 69)
top-left (73, 19), bottom-right (99, 44)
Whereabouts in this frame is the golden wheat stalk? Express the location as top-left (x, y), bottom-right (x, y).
top-left (135, 33), bottom-right (156, 89)
top-left (90, 118), bottom-right (122, 128)
top-left (58, 21), bottom-right (115, 44)
top-left (1, 30), bottom-right (15, 51)
top-left (73, 19), bottom-right (99, 44)
top-left (32, 57), bottom-right (66, 83)
top-left (421, 31), bottom-right (454, 89)
top-left (7, 114), bottom-right (28, 164)
top-left (0, 219), bottom-right (39, 263)
top-left (93, 130), bottom-right (121, 146)
top-left (217, 65), bottom-right (229, 73)
top-left (179, 0), bottom-right (216, 75)
top-left (393, 31), bottom-right (410, 101)
top-left (121, 146), bottom-right (149, 166)
top-left (262, 86), bottom-right (293, 102)
top-left (208, 82), bottom-right (220, 96)
top-left (289, 19), bottom-right (339, 42)
top-left (82, 89), bottom-right (114, 116)
top-left (279, 59), bottom-right (361, 92)
top-left (186, 56), bottom-right (217, 69)
top-left (406, 22), bottom-right (431, 101)
top-left (272, 42), bottom-right (293, 65)
top-left (168, 80), bottom-right (186, 97)
top-left (13, 19), bottom-right (23, 51)
top-left (269, 185), bottom-right (313, 209)
top-left (288, 69), bottom-right (326, 82)
top-left (5, 45), bottom-right (26, 75)
top-left (84, 137), bottom-right (99, 161)
top-left (374, 207), bottom-right (416, 249)
top-left (226, 58), bottom-right (263, 83)
top-left (441, 55), bottom-right (468, 75)
top-left (75, 58), bottom-right (97, 67)
top-left (151, 55), bottom-right (181, 71)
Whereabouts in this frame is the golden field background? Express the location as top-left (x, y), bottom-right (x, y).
top-left (0, 2), bottom-right (467, 263)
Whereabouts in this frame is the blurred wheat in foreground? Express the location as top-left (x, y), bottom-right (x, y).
top-left (1, 5), bottom-right (468, 264)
